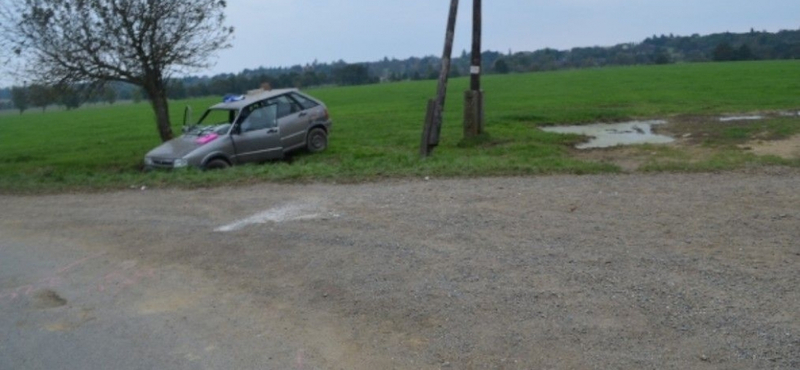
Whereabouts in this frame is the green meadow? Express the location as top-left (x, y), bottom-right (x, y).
top-left (1, 60), bottom-right (799, 193)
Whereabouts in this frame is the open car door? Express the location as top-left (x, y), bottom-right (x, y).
top-left (230, 102), bottom-right (283, 163)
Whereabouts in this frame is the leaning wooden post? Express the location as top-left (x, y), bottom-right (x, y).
top-left (421, 0), bottom-right (460, 157)
top-left (463, 0), bottom-right (484, 138)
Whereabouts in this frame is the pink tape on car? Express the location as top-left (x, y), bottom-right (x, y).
top-left (196, 133), bottom-right (219, 145)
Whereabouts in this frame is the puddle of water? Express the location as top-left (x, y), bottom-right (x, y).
top-left (719, 115), bottom-right (763, 122)
top-left (541, 120), bottom-right (674, 149)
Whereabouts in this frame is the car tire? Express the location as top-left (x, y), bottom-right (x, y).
top-left (204, 159), bottom-right (230, 170)
top-left (307, 128), bottom-right (328, 153)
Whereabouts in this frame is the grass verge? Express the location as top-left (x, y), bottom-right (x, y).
top-left (1, 61), bottom-right (799, 193)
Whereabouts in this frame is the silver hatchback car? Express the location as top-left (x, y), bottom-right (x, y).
top-left (144, 88), bottom-right (332, 170)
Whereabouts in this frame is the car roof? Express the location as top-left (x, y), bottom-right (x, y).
top-left (209, 88), bottom-right (300, 110)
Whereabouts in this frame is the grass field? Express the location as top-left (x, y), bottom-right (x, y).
top-left (1, 60), bottom-right (799, 193)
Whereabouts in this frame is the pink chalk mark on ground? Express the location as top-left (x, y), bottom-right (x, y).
top-left (0, 253), bottom-right (156, 303)
top-left (0, 252), bottom-right (104, 303)
top-left (296, 349), bottom-right (305, 370)
top-left (97, 266), bottom-right (156, 294)
top-left (57, 252), bottom-right (106, 274)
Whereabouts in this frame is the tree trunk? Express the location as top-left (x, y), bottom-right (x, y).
top-left (144, 76), bottom-right (173, 142)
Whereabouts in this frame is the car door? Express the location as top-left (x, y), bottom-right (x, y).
top-left (275, 96), bottom-right (310, 150)
top-left (230, 103), bottom-right (283, 163)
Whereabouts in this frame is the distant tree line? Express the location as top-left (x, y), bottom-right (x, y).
top-left (3, 28), bottom-right (799, 112)
top-left (482, 28), bottom-right (800, 73)
top-left (3, 83), bottom-right (127, 114)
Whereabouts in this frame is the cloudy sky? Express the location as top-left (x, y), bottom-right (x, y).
top-left (2, 1), bottom-right (798, 86)
top-left (204, 0), bottom-right (799, 76)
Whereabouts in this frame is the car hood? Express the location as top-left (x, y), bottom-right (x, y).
top-left (146, 136), bottom-right (203, 159)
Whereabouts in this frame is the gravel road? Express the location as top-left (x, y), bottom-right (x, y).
top-left (1, 169), bottom-right (798, 369)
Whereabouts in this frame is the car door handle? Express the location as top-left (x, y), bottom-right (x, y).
top-left (299, 112), bottom-right (308, 117)
top-left (267, 128), bottom-right (278, 134)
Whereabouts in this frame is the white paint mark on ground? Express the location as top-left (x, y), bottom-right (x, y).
top-left (719, 115), bottom-right (763, 122)
top-left (215, 203), bottom-right (336, 232)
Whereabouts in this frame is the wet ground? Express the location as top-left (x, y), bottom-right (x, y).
top-left (542, 112), bottom-right (800, 151)
top-left (541, 120), bottom-right (674, 149)
top-left (542, 113), bottom-right (800, 172)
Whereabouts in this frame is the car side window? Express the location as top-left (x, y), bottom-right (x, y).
top-left (277, 102), bottom-right (292, 119)
top-left (290, 93), bottom-right (319, 110)
top-left (274, 96), bottom-right (301, 118)
top-left (239, 104), bottom-right (277, 133)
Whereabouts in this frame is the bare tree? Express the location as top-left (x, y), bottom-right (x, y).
top-left (0, 0), bottom-right (233, 141)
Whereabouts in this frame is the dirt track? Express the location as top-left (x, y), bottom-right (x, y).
top-left (1, 169), bottom-right (799, 369)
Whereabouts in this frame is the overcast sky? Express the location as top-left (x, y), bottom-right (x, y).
top-left (2, 1), bottom-right (799, 87)
top-left (204, 0), bottom-right (799, 76)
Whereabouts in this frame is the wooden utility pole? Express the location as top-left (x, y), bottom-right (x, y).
top-left (470, 0), bottom-right (482, 92)
top-left (463, 0), bottom-right (484, 138)
top-left (421, 0), bottom-right (459, 157)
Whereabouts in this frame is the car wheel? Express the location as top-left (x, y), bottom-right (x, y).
top-left (204, 159), bottom-right (230, 170)
top-left (307, 128), bottom-right (328, 153)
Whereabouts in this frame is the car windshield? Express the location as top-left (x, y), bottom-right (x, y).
top-left (198, 108), bottom-right (238, 126)
top-left (186, 108), bottom-right (238, 136)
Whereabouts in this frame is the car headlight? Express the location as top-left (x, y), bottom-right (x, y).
top-left (173, 158), bottom-right (189, 168)
top-left (144, 157), bottom-right (154, 166)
